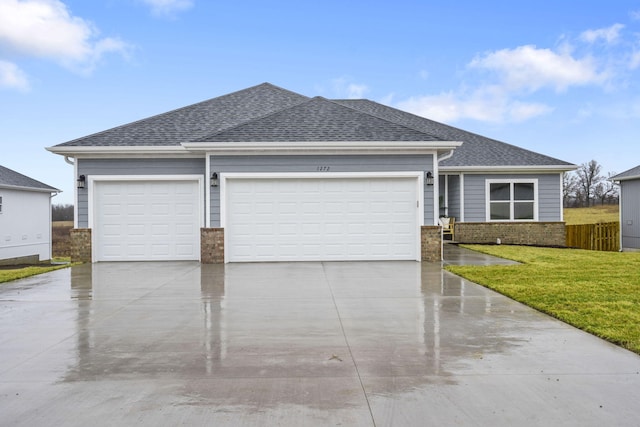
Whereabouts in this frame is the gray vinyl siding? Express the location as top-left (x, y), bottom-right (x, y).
top-left (209, 154), bottom-right (434, 227)
top-left (76, 158), bottom-right (206, 227)
top-left (462, 173), bottom-right (562, 222)
top-left (620, 179), bottom-right (640, 249)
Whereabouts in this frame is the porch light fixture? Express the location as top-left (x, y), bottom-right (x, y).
top-left (77, 175), bottom-right (86, 189)
top-left (211, 172), bottom-right (219, 187)
top-left (425, 171), bottom-right (434, 186)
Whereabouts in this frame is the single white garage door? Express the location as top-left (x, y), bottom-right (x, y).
top-left (225, 176), bottom-right (419, 262)
top-left (94, 180), bottom-right (201, 261)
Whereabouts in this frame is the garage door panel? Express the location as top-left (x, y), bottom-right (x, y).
top-left (95, 180), bottom-right (200, 261)
top-left (226, 176), bottom-right (418, 262)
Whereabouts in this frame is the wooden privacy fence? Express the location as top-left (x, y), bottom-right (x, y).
top-left (566, 222), bottom-right (619, 252)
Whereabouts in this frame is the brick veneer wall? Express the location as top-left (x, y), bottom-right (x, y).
top-left (421, 226), bottom-right (442, 262)
top-left (455, 222), bottom-right (566, 247)
top-left (201, 228), bottom-right (225, 264)
top-left (70, 228), bottom-right (92, 262)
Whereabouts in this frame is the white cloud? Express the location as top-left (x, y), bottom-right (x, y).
top-left (330, 77), bottom-right (369, 99)
top-left (0, 0), bottom-right (130, 74)
top-left (580, 23), bottom-right (625, 44)
top-left (469, 45), bottom-right (608, 93)
top-left (396, 87), bottom-right (552, 124)
top-left (630, 49), bottom-right (640, 70)
top-left (0, 60), bottom-right (29, 91)
top-left (140, 0), bottom-right (193, 16)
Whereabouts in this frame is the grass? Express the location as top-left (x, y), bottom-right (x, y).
top-left (446, 244), bottom-right (640, 354)
top-left (0, 222), bottom-right (76, 284)
top-left (0, 263), bottom-right (74, 284)
top-left (564, 205), bottom-right (619, 225)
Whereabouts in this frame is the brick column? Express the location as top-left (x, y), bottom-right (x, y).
top-left (70, 228), bottom-right (92, 263)
top-left (201, 228), bottom-right (225, 264)
top-left (421, 226), bottom-right (442, 262)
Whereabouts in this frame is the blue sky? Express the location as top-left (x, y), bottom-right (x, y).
top-left (2, 0), bottom-right (640, 204)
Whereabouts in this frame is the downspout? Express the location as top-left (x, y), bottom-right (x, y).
top-left (437, 149), bottom-right (455, 163)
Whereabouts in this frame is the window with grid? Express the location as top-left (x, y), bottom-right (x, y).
top-left (487, 180), bottom-right (537, 221)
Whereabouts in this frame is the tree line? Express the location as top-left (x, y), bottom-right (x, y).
top-left (52, 203), bottom-right (74, 221)
top-left (564, 160), bottom-right (619, 207)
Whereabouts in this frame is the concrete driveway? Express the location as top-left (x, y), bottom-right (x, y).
top-left (1, 247), bottom-right (639, 426)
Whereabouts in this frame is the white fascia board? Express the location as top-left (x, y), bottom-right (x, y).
top-left (612, 175), bottom-right (640, 182)
top-left (182, 140), bottom-right (462, 155)
top-left (46, 146), bottom-right (192, 157)
top-left (0, 184), bottom-right (60, 193)
top-left (439, 165), bottom-right (577, 173)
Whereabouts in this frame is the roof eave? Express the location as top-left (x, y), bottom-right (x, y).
top-left (612, 174), bottom-right (640, 182)
top-left (0, 184), bottom-right (60, 193)
top-left (182, 140), bottom-right (463, 155)
top-left (46, 145), bottom-right (190, 156)
top-left (439, 164), bottom-right (577, 173)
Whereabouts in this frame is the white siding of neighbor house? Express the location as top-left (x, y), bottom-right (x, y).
top-left (462, 173), bottom-right (563, 222)
top-left (620, 179), bottom-right (640, 250)
top-left (0, 188), bottom-right (52, 262)
top-left (76, 158), bottom-right (206, 228)
top-left (209, 155), bottom-right (436, 227)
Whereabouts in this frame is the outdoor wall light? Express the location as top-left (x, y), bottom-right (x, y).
top-left (211, 172), bottom-right (219, 187)
top-left (425, 171), bottom-right (434, 186)
top-left (77, 174), bottom-right (86, 189)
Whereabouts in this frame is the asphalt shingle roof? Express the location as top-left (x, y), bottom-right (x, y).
top-left (56, 83), bottom-right (309, 147)
top-left (52, 82), bottom-right (574, 168)
top-left (195, 97), bottom-right (445, 142)
top-left (0, 165), bottom-right (58, 192)
top-left (334, 99), bottom-right (574, 168)
top-left (611, 165), bottom-right (640, 181)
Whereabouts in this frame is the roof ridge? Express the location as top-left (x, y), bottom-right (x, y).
top-left (195, 96), bottom-right (448, 142)
top-left (56, 83), bottom-right (310, 146)
top-left (192, 94), bottom-right (314, 141)
top-left (328, 98), bottom-right (449, 141)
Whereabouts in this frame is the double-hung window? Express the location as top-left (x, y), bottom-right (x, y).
top-left (486, 179), bottom-right (537, 221)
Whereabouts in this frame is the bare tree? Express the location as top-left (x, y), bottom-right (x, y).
top-left (563, 172), bottom-right (579, 207)
top-left (575, 160), bottom-right (603, 207)
top-left (593, 172), bottom-right (619, 205)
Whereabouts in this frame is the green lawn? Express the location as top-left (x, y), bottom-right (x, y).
top-left (446, 245), bottom-right (640, 354)
top-left (0, 262), bottom-right (74, 284)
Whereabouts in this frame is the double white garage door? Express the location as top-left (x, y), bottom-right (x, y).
top-left (224, 175), bottom-right (420, 262)
top-left (93, 175), bottom-right (420, 262)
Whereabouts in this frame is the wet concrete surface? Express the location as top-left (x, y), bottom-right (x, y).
top-left (1, 245), bottom-right (639, 426)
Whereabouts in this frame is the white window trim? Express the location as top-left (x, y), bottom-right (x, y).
top-left (485, 179), bottom-right (538, 222)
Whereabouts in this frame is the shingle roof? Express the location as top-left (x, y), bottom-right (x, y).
top-left (195, 97), bottom-right (445, 142)
top-left (51, 82), bottom-right (574, 169)
top-left (55, 83), bottom-right (309, 147)
top-left (335, 99), bottom-right (574, 168)
top-left (0, 165), bottom-right (59, 192)
top-left (611, 165), bottom-right (640, 181)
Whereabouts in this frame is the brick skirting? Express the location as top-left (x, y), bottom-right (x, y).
top-left (201, 228), bottom-right (225, 264)
top-left (421, 226), bottom-right (442, 262)
top-left (455, 222), bottom-right (566, 247)
top-left (70, 228), bottom-right (92, 263)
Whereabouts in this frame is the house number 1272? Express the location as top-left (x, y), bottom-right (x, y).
top-left (317, 166), bottom-right (331, 171)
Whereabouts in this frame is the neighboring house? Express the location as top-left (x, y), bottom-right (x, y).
top-left (0, 165), bottom-right (59, 265)
top-left (612, 165), bottom-right (640, 251)
top-left (47, 83), bottom-right (575, 263)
